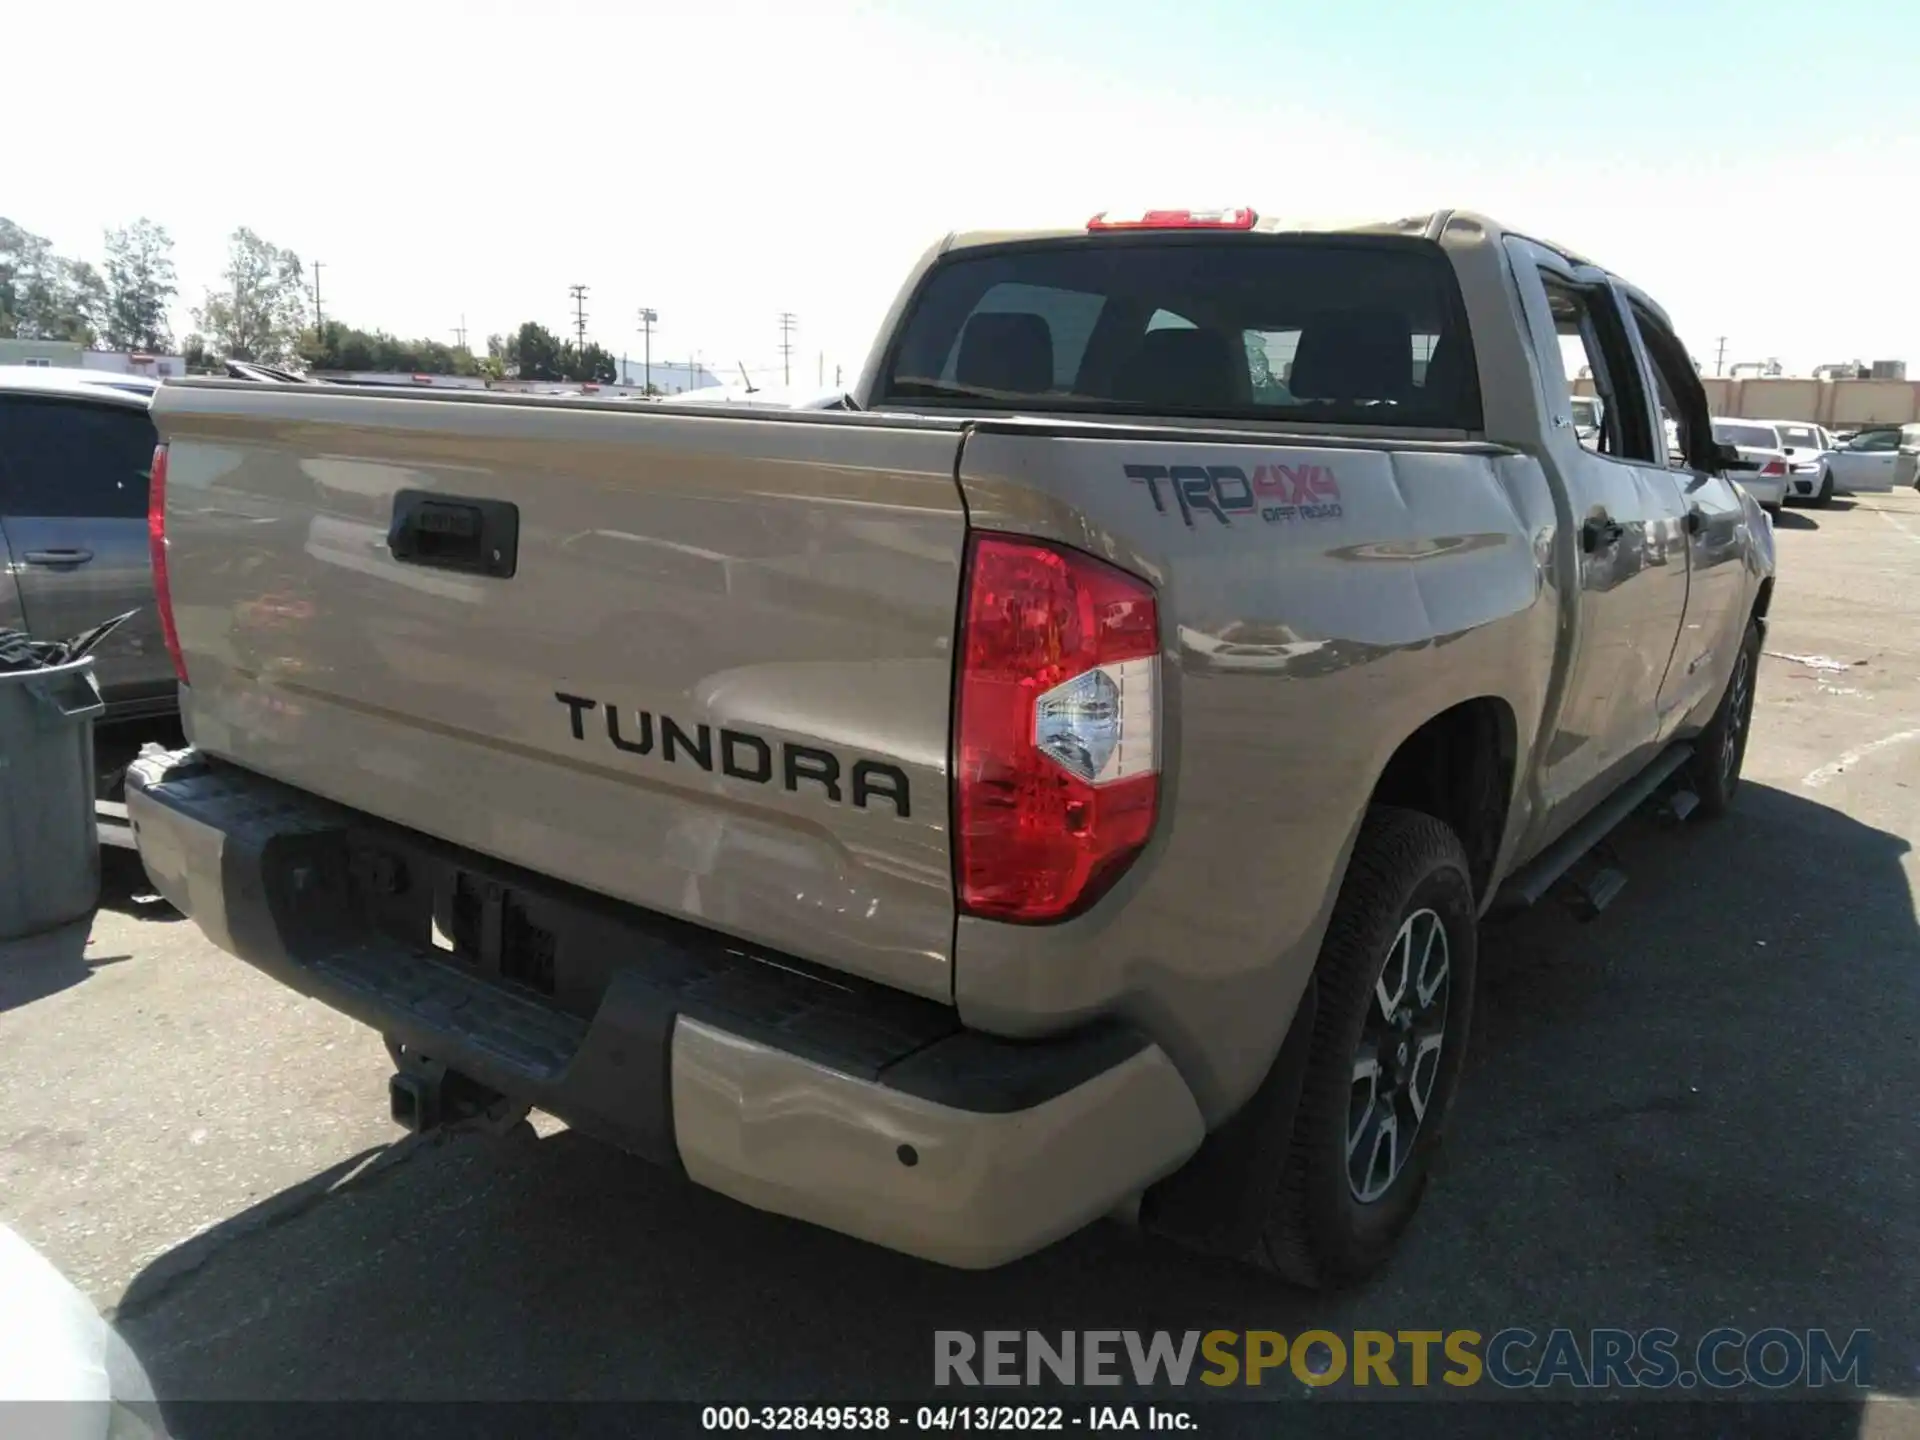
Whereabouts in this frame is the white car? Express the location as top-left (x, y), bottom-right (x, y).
top-left (1571, 394), bottom-right (1604, 445)
top-left (0, 1224), bottom-right (168, 1438)
top-left (1764, 420), bottom-right (1838, 505)
top-left (1826, 426), bottom-right (1904, 493)
top-left (1710, 417), bottom-right (1790, 513)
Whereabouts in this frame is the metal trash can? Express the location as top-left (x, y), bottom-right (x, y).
top-left (0, 657), bottom-right (105, 941)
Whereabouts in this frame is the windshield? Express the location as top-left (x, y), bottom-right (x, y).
top-left (879, 237), bottom-right (1481, 428)
top-left (1713, 422), bottom-right (1779, 450)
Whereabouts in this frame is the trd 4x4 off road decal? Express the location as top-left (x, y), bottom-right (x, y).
top-left (1126, 462), bottom-right (1343, 528)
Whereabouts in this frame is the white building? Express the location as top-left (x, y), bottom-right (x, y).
top-left (616, 358), bottom-right (721, 394)
top-left (0, 339), bottom-right (187, 377)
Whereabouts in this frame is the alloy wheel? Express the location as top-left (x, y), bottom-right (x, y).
top-left (1722, 647), bottom-right (1752, 790)
top-left (1347, 908), bottom-right (1451, 1203)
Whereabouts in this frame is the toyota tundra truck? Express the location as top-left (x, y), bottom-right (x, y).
top-left (127, 208), bottom-right (1775, 1286)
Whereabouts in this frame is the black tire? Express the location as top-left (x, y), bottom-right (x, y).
top-left (1763, 502), bottom-right (1782, 519)
top-left (1813, 470), bottom-right (1834, 506)
top-left (1688, 617), bottom-right (1760, 818)
top-left (1255, 806), bottom-right (1477, 1288)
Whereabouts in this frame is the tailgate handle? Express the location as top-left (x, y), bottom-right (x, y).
top-left (388, 490), bottom-right (518, 578)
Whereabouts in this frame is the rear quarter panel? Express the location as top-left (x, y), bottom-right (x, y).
top-left (952, 423), bottom-right (1560, 1119)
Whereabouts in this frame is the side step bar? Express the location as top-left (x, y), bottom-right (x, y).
top-left (1490, 741), bottom-right (1695, 917)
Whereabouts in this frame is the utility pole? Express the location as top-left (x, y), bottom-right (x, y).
top-left (834, 363), bottom-right (841, 388)
top-left (569, 284), bottom-right (590, 356)
top-left (778, 312), bottom-right (798, 387)
top-left (1713, 336), bottom-right (1728, 377)
top-left (311, 261), bottom-right (325, 335)
top-left (637, 307), bottom-right (657, 394)
top-left (452, 315), bottom-right (468, 350)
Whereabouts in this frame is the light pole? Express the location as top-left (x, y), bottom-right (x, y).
top-left (638, 308), bottom-right (657, 394)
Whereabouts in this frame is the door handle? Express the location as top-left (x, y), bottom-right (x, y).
top-left (1580, 516), bottom-right (1625, 553)
top-left (22, 548), bottom-right (95, 567)
top-left (1685, 507), bottom-right (1705, 536)
top-left (388, 490), bottom-right (519, 578)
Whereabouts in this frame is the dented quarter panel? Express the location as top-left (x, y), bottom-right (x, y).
top-left (952, 424), bottom-right (1560, 1119)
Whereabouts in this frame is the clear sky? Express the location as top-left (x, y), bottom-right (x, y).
top-left (10, 0), bottom-right (1914, 381)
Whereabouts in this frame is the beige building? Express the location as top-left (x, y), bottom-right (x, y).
top-left (1575, 372), bottom-right (1920, 427)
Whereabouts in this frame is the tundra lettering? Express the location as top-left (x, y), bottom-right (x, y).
top-left (553, 691), bottom-right (910, 817)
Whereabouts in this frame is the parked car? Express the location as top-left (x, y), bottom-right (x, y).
top-left (1826, 425), bottom-right (1905, 493)
top-left (1571, 393), bottom-right (1604, 444)
top-left (1709, 418), bottom-right (1790, 514)
top-left (0, 364), bottom-right (163, 400)
top-left (1898, 423), bottom-right (1920, 490)
top-left (0, 1222), bottom-right (168, 1437)
top-left (1765, 420), bottom-right (1838, 505)
top-left (130, 207), bottom-right (1773, 1289)
top-left (0, 369), bottom-right (176, 722)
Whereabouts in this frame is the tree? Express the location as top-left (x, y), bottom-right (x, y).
top-left (194, 227), bottom-right (308, 363)
top-left (0, 218), bottom-right (50, 338)
top-left (506, 321), bottom-right (568, 380)
top-left (103, 219), bottom-right (178, 352)
top-left (56, 261), bottom-right (109, 345)
top-left (300, 320), bottom-right (480, 376)
top-left (485, 323), bottom-right (617, 384)
top-left (182, 333), bottom-right (218, 372)
top-left (569, 342), bottom-right (617, 384)
top-left (0, 218), bottom-right (105, 344)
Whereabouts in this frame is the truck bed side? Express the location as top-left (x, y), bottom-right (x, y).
top-left (946, 420), bottom-right (1558, 1117)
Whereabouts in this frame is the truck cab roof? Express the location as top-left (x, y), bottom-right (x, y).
top-left (943, 208), bottom-right (1613, 277)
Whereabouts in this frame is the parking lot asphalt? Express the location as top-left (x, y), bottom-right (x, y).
top-left (4, 490), bottom-right (1920, 1431)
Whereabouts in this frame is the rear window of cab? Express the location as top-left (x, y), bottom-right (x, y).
top-left (878, 235), bottom-right (1482, 430)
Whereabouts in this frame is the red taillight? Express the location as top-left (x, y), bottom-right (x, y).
top-left (1088, 207), bottom-right (1258, 231)
top-left (1759, 459), bottom-right (1787, 476)
top-left (148, 442), bottom-right (188, 684)
top-left (954, 533), bottom-right (1160, 923)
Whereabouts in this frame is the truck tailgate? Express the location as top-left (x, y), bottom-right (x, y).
top-left (153, 385), bottom-right (968, 1000)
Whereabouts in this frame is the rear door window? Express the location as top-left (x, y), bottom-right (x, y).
top-left (1712, 422), bottom-right (1780, 451)
top-left (0, 397), bottom-right (157, 519)
top-left (881, 237), bottom-right (1481, 428)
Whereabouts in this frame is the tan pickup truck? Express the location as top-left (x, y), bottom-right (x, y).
top-left (128, 208), bottom-right (1775, 1287)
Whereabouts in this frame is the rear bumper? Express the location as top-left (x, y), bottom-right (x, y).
top-left (1736, 474), bottom-right (1789, 507)
top-left (126, 750), bottom-right (1203, 1268)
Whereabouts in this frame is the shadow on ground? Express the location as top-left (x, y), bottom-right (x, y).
top-left (0, 919), bottom-right (118, 1015)
top-left (112, 783), bottom-right (1916, 1428)
top-left (0, 850), bottom-right (165, 1013)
